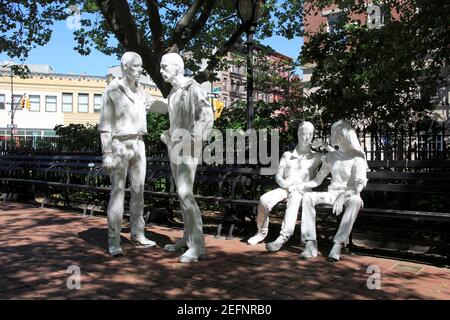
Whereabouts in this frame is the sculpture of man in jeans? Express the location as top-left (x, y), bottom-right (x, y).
top-left (157, 53), bottom-right (214, 263)
top-left (295, 120), bottom-right (368, 262)
top-left (98, 51), bottom-right (161, 256)
top-left (247, 122), bottom-right (332, 252)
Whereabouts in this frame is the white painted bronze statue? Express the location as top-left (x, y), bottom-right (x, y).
top-left (157, 53), bottom-right (214, 263)
top-left (297, 120), bottom-right (368, 262)
top-left (247, 122), bottom-right (332, 252)
top-left (98, 51), bottom-right (162, 256)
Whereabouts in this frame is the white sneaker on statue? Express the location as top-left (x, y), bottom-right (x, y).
top-left (108, 243), bottom-right (124, 257)
top-left (178, 248), bottom-right (207, 263)
top-left (164, 238), bottom-right (188, 252)
top-left (266, 236), bottom-right (286, 252)
top-left (299, 240), bottom-right (318, 259)
top-left (131, 236), bottom-right (156, 248)
top-left (327, 243), bottom-right (343, 262)
top-left (247, 232), bottom-right (267, 245)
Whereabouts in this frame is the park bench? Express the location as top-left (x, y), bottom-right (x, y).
top-left (1, 155), bottom-right (448, 263)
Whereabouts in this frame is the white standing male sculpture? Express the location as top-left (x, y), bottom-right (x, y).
top-left (158, 52), bottom-right (214, 263)
top-left (297, 120), bottom-right (368, 262)
top-left (247, 122), bottom-right (332, 252)
top-left (98, 51), bottom-right (158, 256)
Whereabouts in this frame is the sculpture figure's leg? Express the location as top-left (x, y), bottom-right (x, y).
top-left (328, 195), bottom-right (363, 262)
top-left (175, 158), bottom-right (206, 263)
top-left (300, 192), bottom-right (337, 259)
top-left (163, 156), bottom-right (189, 252)
top-left (129, 139), bottom-right (156, 248)
top-left (107, 144), bottom-right (127, 256)
top-left (248, 188), bottom-right (288, 245)
top-left (266, 190), bottom-right (302, 252)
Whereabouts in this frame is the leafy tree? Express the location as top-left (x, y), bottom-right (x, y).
top-left (1, 0), bottom-right (304, 96)
top-left (302, 0), bottom-right (450, 128)
top-left (54, 123), bottom-right (101, 152)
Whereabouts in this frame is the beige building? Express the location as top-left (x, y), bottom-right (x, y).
top-left (0, 62), bottom-right (163, 139)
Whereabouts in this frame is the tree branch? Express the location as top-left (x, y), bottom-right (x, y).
top-left (146, 0), bottom-right (165, 60)
top-left (168, 0), bottom-right (205, 53)
top-left (195, 24), bottom-right (247, 84)
top-left (177, 0), bottom-right (216, 50)
top-left (96, 0), bottom-right (171, 96)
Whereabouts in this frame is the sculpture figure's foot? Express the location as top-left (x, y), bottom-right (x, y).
top-left (178, 248), bottom-right (207, 263)
top-left (327, 243), bottom-right (342, 262)
top-left (247, 232), bottom-right (267, 245)
top-left (299, 240), bottom-right (318, 259)
top-left (266, 236), bottom-right (286, 252)
top-left (131, 236), bottom-right (157, 248)
top-left (108, 243), bottom-right (124, 257)
top-left (164, 238), bottom-right (187, 252)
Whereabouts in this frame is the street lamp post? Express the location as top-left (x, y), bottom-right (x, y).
top-left (236, 0), bottom-right (263, 131)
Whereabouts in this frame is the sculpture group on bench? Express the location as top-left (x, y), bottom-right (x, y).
top-left (98, 51), bottom-right (365, 264)
top-left (248, 120), bottom-right (368, 262)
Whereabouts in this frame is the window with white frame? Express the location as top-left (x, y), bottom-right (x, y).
top-left (94, 94), bottom-right (102, 113)
top-left (45, 95), bottom-right (57, 112)
top-left (29, 95), bottom-right (40, 112)
top-left (78, 94), bottom-right (89, 113)
top-left (0, 94), bottom-right (4, 110)
top-left (62, 93), bottom-right (73, 113)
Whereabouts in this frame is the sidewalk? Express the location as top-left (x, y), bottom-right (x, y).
top-left (0, 203), bottom-right (448, 300)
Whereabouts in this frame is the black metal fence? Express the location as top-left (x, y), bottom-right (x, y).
top-left (1, 124), bottom-right (449, 160)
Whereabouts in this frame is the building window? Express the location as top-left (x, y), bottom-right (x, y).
top-left (29, 95), bottom-right (40, 112)
top-left (78, 94), bottom-right (89, 113)
top-left (94, 94), bottom-right (102, 113)
top-left (45, 95), bottom-right (57, 112)
top-left (0, 94), bottom-right (4, 110)
top-left (62, 93), bottom-right (73, 113)
top-left (327, 13), bottom-right (342, 33)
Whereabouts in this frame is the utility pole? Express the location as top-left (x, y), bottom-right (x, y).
top-left (10, 66), bottom-right (14, 142)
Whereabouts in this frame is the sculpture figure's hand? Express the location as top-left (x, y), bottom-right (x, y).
top-left (288, 183), bottom-right (303, 193)
top-left (333, 193), bottom-right (346, 216)
top-left (102, 153), bottom-right (114, 173)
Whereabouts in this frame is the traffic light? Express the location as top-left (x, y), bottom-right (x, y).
top-left (20, 97), bottom-right (25, 109)
top-left (26, 98), bottom-right (31, 110)
top-left (213, 100), bottom-right (225, 119)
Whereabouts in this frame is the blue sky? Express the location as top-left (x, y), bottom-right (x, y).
top-left (0, 20), bottom-right (303, 77)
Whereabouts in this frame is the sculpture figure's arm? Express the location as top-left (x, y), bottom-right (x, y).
top-left (301, 159), bottom-right (332, 189)
top-left (98, 92), bottom-right (114, 171)
top-left (146, 94), bottom-right (169, 114)
top-left (193, 84), bottom-right (214, 141)
top-left (275, 153), bottom-right (289, 189)
top-left (333, 157), bottom-right (368, 215)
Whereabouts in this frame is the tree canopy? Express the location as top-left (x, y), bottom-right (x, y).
top-left (302, 0), bottom-right (450, 127)
top-left (1, 0), bottom-right (304, 96)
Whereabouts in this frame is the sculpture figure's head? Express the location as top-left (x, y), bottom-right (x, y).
top-left (297, 121), bottom-right (315, 145)
top-left (120, 52), bottom-right (143, 83)
top-left (330, 120), bottom-right (365, 157)
top-left (160, 53), bottom-right (185, 83)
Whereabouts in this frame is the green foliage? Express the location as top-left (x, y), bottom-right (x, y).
top-left (144, 112), bottom-right (170, 153)
top-left (302, 0), bottom-right (450, 127)
top-left (54, 123), bottom-right (101, 152)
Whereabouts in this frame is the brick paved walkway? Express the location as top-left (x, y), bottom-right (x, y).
top-left (0, 203), bottom-right (448, 300)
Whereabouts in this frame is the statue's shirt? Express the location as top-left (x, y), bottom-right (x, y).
top-left (281, 150), bottom-right (323, 186)
top-left (98, 77), bottom-right (154, 137)
top-left (167, 79), bottom-right (213, 142)
top-left (316, 151), bottom-right (368, 192)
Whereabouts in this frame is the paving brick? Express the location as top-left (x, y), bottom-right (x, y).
top-left (0, 203), bottom-right (448, 300)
